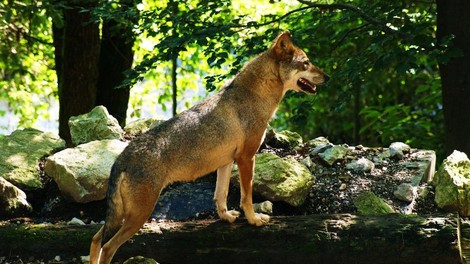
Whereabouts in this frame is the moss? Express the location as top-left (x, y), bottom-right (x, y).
top-left (0, 224), bottom-right (98, 258)
top-left (354, 191), bottom-right (395, 215)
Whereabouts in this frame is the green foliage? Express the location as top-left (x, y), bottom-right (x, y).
top-left (130, 0), bottom-right (445, 158)
top-left (0, 0), bottom-right (57, 129)
top-left (1, 0), bottom-right (453, 160)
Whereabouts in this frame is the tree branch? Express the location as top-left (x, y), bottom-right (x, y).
top-left (331, 23), bottom-right (370, 51)
top-left (229, 6), bottom-right (312, 29)
top-left (297, 0), bottom-right (412, 40)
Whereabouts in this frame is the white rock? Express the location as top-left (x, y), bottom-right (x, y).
top-left (67, 217), bottom-right (86, 226)
top-left (393, 183), bottom-right (415, 202)
top-left (346, 157), bottom-right (375, 172)
top-left (0, 176), bottom-right (32, 216)
top-left (389, 142), bottom-right (411, 159)
top-left (81, 255), bottom-right (91, 263)
top-left (253, 201), bottom-right (273, 214)
top-left (45, 139), bottom-right (128, 203)
top-left (69, 105), bottom-right (123, 145)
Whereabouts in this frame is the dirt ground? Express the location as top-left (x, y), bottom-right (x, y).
top-left (1, 142), bottom-right (441, 263)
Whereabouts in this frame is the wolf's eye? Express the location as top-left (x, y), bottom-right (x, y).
top-left (303, 60), bottom-right (310, 69)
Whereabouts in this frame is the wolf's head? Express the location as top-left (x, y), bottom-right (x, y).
top-left (269, 31), bottom-right (329, 94)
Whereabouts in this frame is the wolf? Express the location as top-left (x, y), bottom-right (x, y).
top-left (89, 30), bottom-right (329, 264)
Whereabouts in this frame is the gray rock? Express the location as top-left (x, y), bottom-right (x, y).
top-left (378, 149), bottom-right (392, 161)
top-left (305, 137), bottom-right (330, 148)
top-left (69, 105), bottom-right (123, 145)
top-left (389, 142), bottom-right (411, 159)
top-left (407, 150), bottom-right (436, 184)
top-left (432, 150), bottom-right (470, 216)
top-left (45, 139), bottom-right (128, 203)
top-left (232, 152), bottom-right (313, 206)
top-left (0, 176), bottom-right (32, 217)
top-left (346, 157), bottom-right (375, 173)
top-left (354, 191), bottom-right (395, 215)
top-left (267, 130), bottom-right (303, 149)
top-left (300, 156), bottom-right (314, 170)
top-left (318, 145), bottom-right (349, 166)
top-left (253, 200), bottom-right (273, 215)
top-left (310, 143), bottom-right (333, 156)
top-left (393, 183), bottom-right (415, 202)
top-left (0, 128), bottom-right (65, 190)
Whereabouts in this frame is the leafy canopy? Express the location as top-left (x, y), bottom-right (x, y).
top-left (132, 0), bottom-right (446, 158)
top-left (1, 0), bottom-right (455, 160)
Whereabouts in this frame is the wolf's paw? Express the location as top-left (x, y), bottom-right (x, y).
top-left (248, 213), bottom-right (270, 227)
top-left (219, 210), bottom-right (241, 223)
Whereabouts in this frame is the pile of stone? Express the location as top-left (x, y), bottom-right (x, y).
top-left (1, 105), bottom-right (470, 221)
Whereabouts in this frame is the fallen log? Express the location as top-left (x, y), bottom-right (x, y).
top-left (0, 214), bottom-right (460, 264)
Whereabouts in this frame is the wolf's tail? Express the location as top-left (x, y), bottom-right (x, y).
top-left (100, 162), bottom-right (125, 246)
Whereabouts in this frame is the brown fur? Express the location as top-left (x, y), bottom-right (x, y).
top-left (89, 31), bottom-right (328, 264)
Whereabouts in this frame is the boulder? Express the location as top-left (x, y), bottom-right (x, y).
top-left (0, 176), bottom-right (32, 217)
top-left (45, 139), bottom-right (128, 203)
top-left (433, 150), bottom-right (470, 216)
top-left (68, 105), bottom-right (123, 145)
top-left (354, 191), bottom-right (395, 215)
top-left (266, 129), bottom-right (303, 149)
top-left (232, 152), bottom-right (313, 206)
top-left (124, 118), bottom-right (163, 137)
top-left (0, 128), bottom-right (65, 190)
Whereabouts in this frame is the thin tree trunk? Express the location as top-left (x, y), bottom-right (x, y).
top-left (353, 82), bottom-right (361, 145)
top-left (95, 0), bottom-right (138, 127)
top-left (171, 56), bottom-right (177, 116)
top-left (56, 0), bottom-right (100, 146)
top-left (436, 0), bottom-right (470, 156)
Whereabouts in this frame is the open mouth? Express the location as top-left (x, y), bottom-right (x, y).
top-left (297, 78), bottom-right (317, 94)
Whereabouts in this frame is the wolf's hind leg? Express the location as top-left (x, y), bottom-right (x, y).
top-left (99, 179), bottom-right (160, 264)
top-left (214, 162), bottom-right (240, 223)
top-left (89, 226), bottom-right (104, 264)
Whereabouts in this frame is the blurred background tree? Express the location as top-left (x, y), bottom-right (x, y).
top-left (0, 0), bottom-right (466, 160)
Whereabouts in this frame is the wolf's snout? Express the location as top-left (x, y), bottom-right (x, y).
top-left (323, 74), bottom-right (330, 83)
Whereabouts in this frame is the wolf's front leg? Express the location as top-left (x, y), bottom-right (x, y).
top-left (236, 156), bottom-right (270, 226)
top-left (214, 162), bottom-right (240, 223)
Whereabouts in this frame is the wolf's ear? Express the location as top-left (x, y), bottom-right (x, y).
top-left (269, 31), bottom-right (295, 61)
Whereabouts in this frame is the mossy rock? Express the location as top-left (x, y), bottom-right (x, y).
top-left (354, 191), bottom-right (395, 215)
top-left (232, 152), bottom-right (313, 206)
top-left (433, 150), bottom-right (470, 216)
top-left (0, 128), bottom-right (65, 190)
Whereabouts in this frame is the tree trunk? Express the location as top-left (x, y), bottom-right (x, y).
top-left (0, 214), bottom-right (460, 264)
top-left (171, 56), bottom-right (177, 116)
top-left (436, 0), bottom-right (470, 156)
top-left (52, 24), bottom-right (63, 93)
top-left (55, 0), bottom-right (100, 146)
top-left (95, 0), bottom-right (137, 127)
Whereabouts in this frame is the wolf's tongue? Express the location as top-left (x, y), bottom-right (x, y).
top-left (297, 78), bottom-right (316, 94)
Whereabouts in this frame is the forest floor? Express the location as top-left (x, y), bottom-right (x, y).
top-left (0, 144), bottom-right (442, 264)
